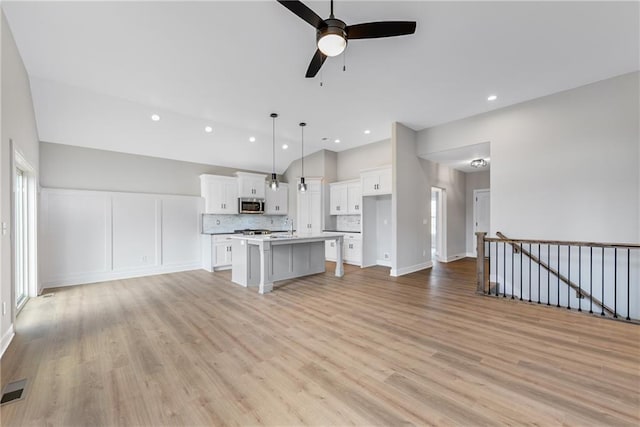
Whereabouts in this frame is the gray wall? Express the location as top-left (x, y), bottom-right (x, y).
top-left (420, 159), bottom-right (467, 260)
top-left (1, 11), bottom-right (40, 344)
top-left (418, 72), bottom-right (639, 243)
top-left (465, 170), bottom-right (490, 254)
top-left (336, 139), bottom-right (391, 181)
top-left (40, 142), bottom-right (281, 196)
top-left (392, 122), bottom-right (430, 275)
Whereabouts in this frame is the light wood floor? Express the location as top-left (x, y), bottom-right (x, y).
top-left (1, 259), bottom-right (639, 426)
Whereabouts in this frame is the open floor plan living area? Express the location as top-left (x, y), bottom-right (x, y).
top-left (1, 1), bottom-right (639, 426)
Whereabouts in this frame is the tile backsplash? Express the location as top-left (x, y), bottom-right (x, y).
top-left (202, 214), bottom-right (290, 234)
top-left (336, 215), bottom-right (361, 232)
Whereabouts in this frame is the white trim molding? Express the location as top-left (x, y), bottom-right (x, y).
top-left (1, 325), bottom-right (15, 359)
top-left (439, 253), bottom-right (468, 263)
top-left (390, 261), bottom-right (432, 277)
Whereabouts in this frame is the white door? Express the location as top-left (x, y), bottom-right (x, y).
top-left (473, 189), bottom-right (490, 257)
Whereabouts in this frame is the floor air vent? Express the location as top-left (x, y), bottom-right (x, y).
top-left (1, 379), bottom-right (27, 405)
top-left (42, 293), bottom-right (54, 298)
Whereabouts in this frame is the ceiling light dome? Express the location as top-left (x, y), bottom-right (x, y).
top-left (317, 19), bottom-right (347, 57)
top-left (470, 158), bottom-right (488, 168)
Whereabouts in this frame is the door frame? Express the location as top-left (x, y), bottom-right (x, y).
top-left (473, 188), bottom-right (490, 257)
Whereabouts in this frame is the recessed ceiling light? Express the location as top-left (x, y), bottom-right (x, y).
top-left (334, 139), bottom-right (340, 143)
top-left (364, 130), bottom-right (371, 134)
top-left (204, 126), bottom-right (213, 133)
top-left (249, 136), bottom-right (256, 142)
top-left (151, 114), bottom-right (160, 121)
top-left (487, 95), bottom-right (497, 101)
top-left (282, 144), bottom-right (289, 150)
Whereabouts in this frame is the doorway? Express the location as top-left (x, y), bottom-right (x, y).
top-left (431, 187), bottom-right (446, 262)
top-left (473, 189), bottom-right (490, 257)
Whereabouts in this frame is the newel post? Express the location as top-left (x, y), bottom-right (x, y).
top-left (476, 232), bottom-right (487, 294)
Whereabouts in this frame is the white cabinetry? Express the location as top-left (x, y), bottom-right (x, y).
top-left (212, 234), bottom-right (236, 270)
top-left (325, 232), bottom-right (361, 266)
top-left (361, 166), bottom-right (392, 196)
top-left (330, 180), bottom-right (361, 215)
top-left (200, 175), bottom-right (238, 214)
top-left (236, 172), bottom-right (266, 199)
top-left (297, 178), bottom-right (322, 236)
top-left (265, 183), bottom-right (288, 215)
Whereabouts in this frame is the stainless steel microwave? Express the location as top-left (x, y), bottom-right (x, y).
top-left (238, 198), bottom-right (265, 214)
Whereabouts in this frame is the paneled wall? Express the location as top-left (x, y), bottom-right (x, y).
top-left (40, 188), bottom-right (203, 288)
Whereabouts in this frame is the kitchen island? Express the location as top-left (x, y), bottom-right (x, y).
top-left (230, 233), bottom-right (344, 294)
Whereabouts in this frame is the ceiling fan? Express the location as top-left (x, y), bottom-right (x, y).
top-left (277, 0), bottom-right (417, 78)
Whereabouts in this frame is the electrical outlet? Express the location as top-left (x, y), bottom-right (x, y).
top-left (142, 255), bottom-right (148, 263)
top-left (383, 219), bottom-right (388, 225)
top-left (384, 253), bottom-right (389, 259)
top-left (2, 302), bottom-right (6, 316)
top-left (423, 218), bottom-right (428, 225)
top-left (1, 222), bottom-right (7, 236)
top-left (423, 250), bottom-right (426, 257)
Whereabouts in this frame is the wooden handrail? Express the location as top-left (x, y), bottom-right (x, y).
top-left (495, 232), bottom-right (616, 317)
top-left (485, 234), bottom-right (639, 250)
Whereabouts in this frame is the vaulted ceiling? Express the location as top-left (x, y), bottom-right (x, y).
top-left (3, 1), bottom-right (638, 173)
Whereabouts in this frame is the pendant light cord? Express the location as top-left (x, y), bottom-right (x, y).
top-left (272, 116), bottom-right (276, 175)
top-left (300, 124), bottom-right (305, 177)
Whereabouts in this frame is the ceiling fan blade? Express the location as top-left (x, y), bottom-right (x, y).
top-left (305, 49), bottom-right (327, 78)
top-left (346, 21), bottom-right (416, 39)
top-left (277, 0), bottom-right (325, 29)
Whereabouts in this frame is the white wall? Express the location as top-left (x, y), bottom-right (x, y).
top-left (465, 170), bottom-right (490, 254)
top-left (40, 188), bottom-right (202, 288)
top-left (418, 72), bottom-right (640, 244)
top-left (1, 11), bottom-right (40, 356)
top-left (392, 123), bottom-right (430, 276)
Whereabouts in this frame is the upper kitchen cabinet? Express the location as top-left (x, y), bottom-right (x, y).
top-left (200, 174), bottom-right (238, 214)
top-left (330, 180), bottom-right (361, 215)
top-left (361, 166), bottom-right (392, 196)
top-left (265, 182), bottom-right (289, 215)
top-left (235, 172), bottom-right (266, 199)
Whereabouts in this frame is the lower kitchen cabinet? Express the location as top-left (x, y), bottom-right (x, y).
top-left (325, 232), bottom-right (361, 266)
top-left (213, 234), bottom-right (236, 270)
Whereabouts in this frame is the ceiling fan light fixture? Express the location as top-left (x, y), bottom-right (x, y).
top-left (470, 158), bottom-right (488, 168)
top-left (317, 32), bottom-right (347, 57)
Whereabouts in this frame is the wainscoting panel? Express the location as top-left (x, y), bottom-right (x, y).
top-left (40, 188), bottom-right (203, 288)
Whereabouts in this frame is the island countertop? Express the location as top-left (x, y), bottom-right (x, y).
top-left (228, 232), bottom-right (345, 243)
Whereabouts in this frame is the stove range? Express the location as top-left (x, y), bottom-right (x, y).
top-left (235, 229), bottom-right (272, 236)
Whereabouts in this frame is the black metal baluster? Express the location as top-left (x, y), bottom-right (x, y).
top-left (520, 243), bottom-right (523, 301)
top-left (503, 242), bottom-right (507, 298)
top-left (495, 241), bottom-right (499, 297)
top-left (614, 248), bottom-right (617, 318)
top-left (511, 243), bottom-right (515, 299)
top-left (547, 245), bottom-right (551, 306)
top-left (601, 247), bottom-right (605, 316)
top-left (528, 244), bottom-right (532, 302)
top-left (589, 246), bottom-right (593, 314)
top-left (578, 246), bottom-right (582, 312)
top-left (627, 249), bottom-right (631, 321)
top-left (490, 242), bottom-right (493, 294)
top-left (538, 244), bottom-right (541, 304)
top-left (557, 245), bottom-right (561, 308)
top-left (567, 245), bottom-right (571, 309)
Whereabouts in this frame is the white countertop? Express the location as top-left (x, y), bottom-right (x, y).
top-left (229, 233), bottom-right (344, 244)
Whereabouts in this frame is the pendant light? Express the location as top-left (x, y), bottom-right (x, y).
top-left (269, 113), bottom-right (279, 190)
top-left (298, 122), bottom-right (307, 192)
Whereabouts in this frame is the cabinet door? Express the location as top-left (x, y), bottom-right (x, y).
top-left (309, 192), bottom-right (322, 234)
top-left (325, 240), bottom-right (337, 261)
top-left (276, 184), bottom-right (289, 215)
top-left (223, 180), bottom-right (238, 214)
top-left (347, 183), bottom-right (362, 214)
top-left (377, 168), bottom-right (392, 195)
top-left (330, 185), bottom-right (345, 215)
top-left (361, 173), bottom-right (379, 196)
top-left (264, 184), bottom-right (278, 215)
top-left (297, 192), bottom-right (310, 234)
top-left (252, 178), bottom-right (266, 199)
top-left (214, 242), bottom-right (229, 267)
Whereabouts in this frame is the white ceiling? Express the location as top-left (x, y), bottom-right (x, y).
top-left (420, 141), bottom-right (490, 173)
top-left (3, 1), bottom-right (638, 174)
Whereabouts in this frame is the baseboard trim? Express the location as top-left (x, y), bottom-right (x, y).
top-left (41, 262), bottom-right (202, 288)
top-left (1, 325), bottom-right (15, 359)
top-left (465, 252), bottom-right (476, 258)
top-left (390, 261), bottom-right (433, 277)
top-left (439, 253), bottom-right (469, 263)
top-left (376, 260), bottom-right (392, 267)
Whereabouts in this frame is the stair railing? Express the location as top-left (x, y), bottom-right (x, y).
top-left (476, 232), bottom-right (639, 322)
